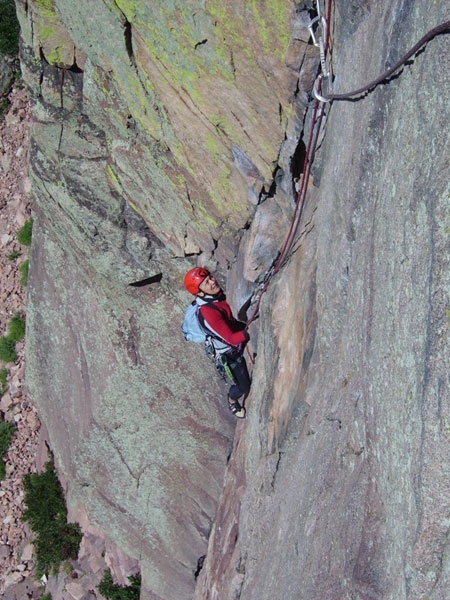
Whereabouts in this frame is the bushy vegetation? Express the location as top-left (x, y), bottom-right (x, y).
top-left (98, 570), bottom-right (141, 600)
top-left (0, 0), bottom-right (20, 56)
top-left (0, 367), bottom-right (8, 396)
top-left (0, 313), bottom-right (25, 363)
top-left (20, 258), bottom-right (29, 286)
top-left (0, 335), bottom-right (17, 362)
top-left (0, 421), bottom-right (15, 479)
top-left (14, 221), bottom-right (33, 285)
top-left (22, 460), bottom-right (82, 576)
top-left (7, 250), bottom-right (21, 261)
top-left (41, 594), bottom-right (52, 600)
top-left (0, 97), bottom-right (9, 121)
top-left (7, 313), bottom-right (25, 342)
top-left (17, 219), bottom-right (33, 246)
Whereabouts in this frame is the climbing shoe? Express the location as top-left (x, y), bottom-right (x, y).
top-left (228, 399), bottom-right (246, 419)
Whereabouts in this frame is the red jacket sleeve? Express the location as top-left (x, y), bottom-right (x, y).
top-left (200, 304), bottom-right (248, 347)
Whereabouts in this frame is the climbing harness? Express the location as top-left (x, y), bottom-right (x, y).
top-left (213, 352), bottom-right (236, 385)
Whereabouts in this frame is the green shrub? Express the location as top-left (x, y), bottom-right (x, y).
top-left (7, 250), bottom-right (20, 261)
top-left (0, 0), bottom-right (20, 56)
top-left (20, 259), bottom-right (29, 286)
top-left (98, 570), bottom-right (141, 600)
top-left (0, 97), bottom-right (9, 120)
top-left (17, 219), bottom-right (33, 246)
top-left (41, 594), bottom-right (52, 600)
top-left (7, 313), bottom-right (25, 342)
top-left (0, 336), bottom-right (17, 362)
top-left (0, 368), bottom-right (7, 396)
top-left (0, 421), bottom-right (15, 479)
top-left (22, 460), bottom-right (82, 576)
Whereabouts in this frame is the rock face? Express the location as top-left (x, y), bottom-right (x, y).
top-left (16, 0), bottom-right (450, 599)
top-left (16, 0), bottom-right (316, 598)
top-left (195, 3), bottom-right (450, 599)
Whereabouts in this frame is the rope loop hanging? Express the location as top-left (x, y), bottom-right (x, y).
top-left (317, 19), bottom-right (450, 102)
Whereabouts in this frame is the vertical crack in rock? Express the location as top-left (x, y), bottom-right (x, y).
top-left (270, 451), bottom-right (284, 490)
top-left (102, 426), bottom-right (140, 484)
top-left (194, 555), bottom-right (205, 581)
top-left (291, 138), bottom-right (307, 183)
top-left (230, 111), bottom-right (252, 143)
top-left (112, 2), bottom-right (168, 145)
top-left (77, 336), bottom-right (94, 429)
top-left (230, 47), bottom-right (236, 79)
top-left (57, 70), bottom-right (65, 154)
top-left (112, 0), bottom-right (135, 64)
top-left (126, 310), bottom-right (142, 365)
top-left (124, 20), bottom-right (135, 65)
top-left (182, 184), bottom-right (202, 256)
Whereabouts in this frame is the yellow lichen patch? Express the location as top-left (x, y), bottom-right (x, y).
top-left (248, 0), bottom-right (290, 59)
top-left (105, 164), bottom-right (124, 195)
top-left (32, 0), bottom-right (75, 67)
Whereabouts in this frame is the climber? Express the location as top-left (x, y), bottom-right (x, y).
top-left (183, 267), bottom-right (251, 419)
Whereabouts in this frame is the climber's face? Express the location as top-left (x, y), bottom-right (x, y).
top-left (198, 274), bottom-right (221, 296)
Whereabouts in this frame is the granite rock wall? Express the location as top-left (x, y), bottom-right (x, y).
top-left (195, 2), bottom-right (450, 599)
top-left (17, 1), bottom-right (317, 598)
top-left (17, 0), bottom-right (450, 598)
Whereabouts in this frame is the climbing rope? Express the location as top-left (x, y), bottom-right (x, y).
top-left (245, 9), bottom-right (450, 341)
top-left (245, 0), bottom-right (332, 335)
top-left (315, 19), bottom-right (450, 102)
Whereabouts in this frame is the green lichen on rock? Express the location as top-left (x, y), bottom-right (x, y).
top-left (249, 0), bottom-right (290, 57)
top-left (26, 0), bottom-right (291, 244)
top-left (116, 0), bottom-right (233, 88)
top-left (206, 0), bottom-right (290, 59)
top-left (32, 0), bottom-right (75, 66)
top-left (21, 1), bottom-right (301, 597)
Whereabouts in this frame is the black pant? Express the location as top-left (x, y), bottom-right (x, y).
top-left (225, 354), bottom-right (251, 401)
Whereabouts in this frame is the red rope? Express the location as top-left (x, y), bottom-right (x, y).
top-left (322, 19), bottom-right (450, 101)
top-left (245, 0), bottom-right (333, 331)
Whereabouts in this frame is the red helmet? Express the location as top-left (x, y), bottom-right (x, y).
top-left (184, 267), bottom-right (210, 294)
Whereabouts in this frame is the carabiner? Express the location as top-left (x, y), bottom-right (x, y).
top-left (313, 76), bottom-right (331, 103)
top-left (308, 15), bottom-right (321, 47)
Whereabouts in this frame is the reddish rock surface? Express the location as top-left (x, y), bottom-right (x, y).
top-left (7, 2), bottom-right (450, 600)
